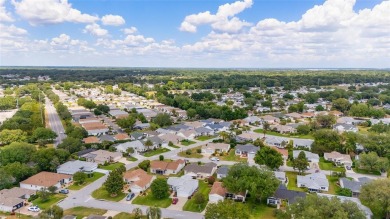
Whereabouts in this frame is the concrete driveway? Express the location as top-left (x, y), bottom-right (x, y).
top-left (167, 197), bottom-right (187, 211)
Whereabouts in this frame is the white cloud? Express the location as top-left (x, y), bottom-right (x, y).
top-left (101, 14), bottom-right (125, 26)
top-left (122, 27), bottom-right (138, 35)
top-left (12, 0), bottom-right (98, 25)
top-left (83, 23), bottom-right (108, 37)
top-left (179, 0), bottom-right (252, 33)
top-left (0, 0), bottom-right (14, 22)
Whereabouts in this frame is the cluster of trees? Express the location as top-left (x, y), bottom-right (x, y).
top-left (254, 146), bottom-right (284, 170)
top-left (77, 98), bottom-right (97, 110)
top-left (191, 91), bottom-right (216, 101)
top-left (116, 108), bottom-right (148, 130)
top-left (359, 178), bottom-right (390, 219)
top-left (0, 96), bottom-right (17, 110)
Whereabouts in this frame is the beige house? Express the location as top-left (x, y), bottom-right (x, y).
top-left (150, 159), bottom-right (185, 175)
top-left (82, 149), bottom-right (123, 164)
top-left (20, 172), bottom-right (72, 191)
top-left (201, 143), bottom-right (230, 154)
top-left (123, 169), bottom-right (156, 194)
top-left (324, 151), bottom-right (352, 167)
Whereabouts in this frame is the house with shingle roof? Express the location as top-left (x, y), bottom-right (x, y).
top-left (158, 133), bottom-right (184, 145)
top-left (114, 133), bottom-right (130, 141)
top-left (324, 151), bottom-right (352, 168)
top-left (20, 172), bottom-right (73, 191)
top-left (0, 188), bottom-right (35, 212)
top-left (115, 140), bottom-right (146, 153)
top-left (201, 143), bottom-right (230, 154)
top-left (267, 184), bottom-right (306, 207)
top-left (123, 169), bottom-right (156, 193)
top-left (83, 136), bottom-right (100, 144)
top-left (184, 162), bottom-right (217, 179)
top-left (57, 160), bottom-right (98, 175)
top-left (217, 165), bottom-right (229, 179)
top-left (297, 173), bottom-right (329, 192)
top-left (293, 150), bottom-right (319, 163)
top-left (339, 177), bottom-right (372, 197)
top-left (150, 159), bottom-right (185, 175)
top-left (167, 175), bottom-right (198, 198)
top-left (209, 182), bottom-right (227, 203)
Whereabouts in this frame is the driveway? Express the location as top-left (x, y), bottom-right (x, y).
top-left (167, 196), bottom-right (187, 211)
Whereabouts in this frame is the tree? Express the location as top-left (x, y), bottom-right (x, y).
top-left (138, 160), bottom-right (150, 171)
top-left (312, 130), bottom-right (342, 155)
top-left (207, 176), bottom-right (215, 185)
top-left (48, 186), bottom-right (57, 194)
top-left (277, 194), bottom-right (365, 219)
top-left (57, 137), bottom-right (83, 153)
top-left (0, 129), bottom-right (27, 144)
top-left (357, 152), bottom-right (389, 172)
top-left (159, 155), bottom-right (164, 161)
top-left (144, 139), bottom-right (154, 151)
top-left (39, 187), bottom-right (50, 202)
top-left (66, 126), bottom-right (88, 139)
top-left (0, 142), bottom-right (36, 165)
top-left (253, 138), bottom-right (265, 147)
top-left (193, 193), bottom-right (206, 211)
top-left (73, 172), bottom-right (87, 185)
top-left (296, 124), bottom-right (311, 135)
top-left (263, 121), bottom-right (270, 138)
top-left (32, 148), bottom-right (70, 171)
top-left (126, 147), bottom-right (135, 155)
top-left (97, 104), bottom-right (110, 113)
top-left (332, 98), bottom-right (351, 112)
top-left (360, 178), bottom-right (390, 219)
top-left (150, 178), bottom-right (169, 199)
top-left (0, 169), bottom-right (15, 190)
top-left (132, 208), bottom-right (143, 219)
top-left (205, 200), bottom-right (250, 219)
top-left (222, 163), bottom-right (279, 202)
top-left (116, 116), bottom-right (136, 130)
top-left (254, 146), bottom-right (283, 170)
top-left (336, 188), bottom-right (352, 197)
top-left (152, 113), bottom-right (172, 127)
top-left (39, 205), bottom-right (64, 219)
top-left (1, 162), bottom-right (34, 182)
top-left (94, 109), bottom-right (102, 116)
top-left (315, 114), bottom-right (336, 128)
top-left (187, 108), bottom-right (197, 119)
top-left (146, 206), bottom-right (161, 219)
top-left (104, 170), bottom-right (124, 197)
top-left (293, 151), bottom-right (309, 174)
top-left (32, 127), bottom-right (57, 143)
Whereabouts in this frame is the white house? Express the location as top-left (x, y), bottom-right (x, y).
top-left (201, 143), bottom-right (230, 154)
top-left (123, 169), bottom-right (156, 194)
top-left (324, 151), bottom-right (353, 168)
top-left (20, 172), bottom-right (73, 191)
top-left (293, 150), bottom-right (319, 163)
top-left (57, 160), bottom-right (98, 175)
top-left (0, 188), bottom-right (35, 212)
top-left (209, 182), bottom-right (227, 203)
top-left (297, 173), bottom-right (329, 192)
top-left (167, 175), bottom-right (199, 198)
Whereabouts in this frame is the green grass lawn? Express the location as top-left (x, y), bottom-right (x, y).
top-left (99, 162), bottom-right (125, 171)
top-left (68, 172), bottom-right (105, 190)
top-left (319, 158), bottom-right (345, 172)
top-left (254, 129), bottom-right (314, 139)
top-left (92, 187), bottom-right (126, 202)
top-left (326, 175), bottom-right (339, 195)
top-left (132, 189), bottom-right (172, 208)
top-left (181, 140), bottom-right (196, 146)
top-left (168, 144), bottom-right (180, 148)
top-left (178, 146), bottom-right (203, 158)
top-left (196, 135), bottom-right (215, 141)
top-left (64, 207), bottom-right (107, 219)
top-left (286, 160), bottom-right (293, 167)
top-left (219, 149), bottom-right (246, 162)
top-left (245, 197), bottom-right (276, 219)
top-left (183, 181), bottom-right (211, 212)
top-left (0, 211), bottom-right (33, 219)
top-left (286, 172), bottom-right (306, 192)
top-left (32, 194), bottom-right (66, 210)
top-left (113, 212), bottom-right (147, 219)
top-left (143, 148), bottom-right (170, 157)
top-left (353, 167), bottom-right (381, 175)
top-left (127, 156), bottom-right (138, 161)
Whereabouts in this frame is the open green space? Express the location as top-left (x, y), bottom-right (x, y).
top-left (178, 146), bottom-right (203, 158)
top-left (68, 172), bottom-right (105, 190)
top-left (181, 139), bottom-right (196, 146)
top-left (319, 158), bottom-right (345, 172)
top-left (143, 148), bottom-right (170, 157)
top-left (32, 194), bottom-right (66, 210)
top-left (92, 187), bottom-right (126, 202)
top-left (132, 189), bottom-right (172, 208)
top-left (63, 207), bottom-right (107, 219)
top-left (326, 175), bottom-right (339, 195)
top-left (98, 162), bottom-right (125, 171)
top-left (286, 172), bottom-right (306, 192)
top-left (219, 149), bottom-right (247, 162)
top-left (183, 180), bottom-right (211, 212)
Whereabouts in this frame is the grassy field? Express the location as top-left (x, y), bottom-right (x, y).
top-left (68, 172), bottom-right (105, 190)
top-left (113, 212), bottom-right (147, 219)
top-left (143, 148), bottom-right (170, 157)
top-left (99, 162), bottom-right (125, 171)
top-left (183, 181), bottom-right (211, 212)
top-left (92, 187), bottom-right (126, 202)
top-left (132, 189), bottom-right (172, 208)
top-left (254, 129), bottom-right (314, 139)
top-left (32, 194), bottom-right (66, 210)
top-left (178, 146), bottom-right (203, 158)
top-left (64, 207), bottom-right (107, 219)
top-left (219, 150), bottom-right (247, 162)
top-left (319, 158), bottom-right (345, 172)
top-left (286, 172), bottom-right (306, 192)
top-left (245, 197), bottom-right (276, 219)
top-left (196, 135), bottom-right (215, 141)
top-left (181, 140), bottom-right (196, 146)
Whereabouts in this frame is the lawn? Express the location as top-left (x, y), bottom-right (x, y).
top-left (168, 144), bottom-right (180, 148)
top-left (286, 160), bottom-right (293, 167)
top-left (196, 135), bottom-right (215, 141)
top-left (245, 198), bottom-right (276, 219)
top-left (286, 172), bottom-right (306, 192)
top-left (353, 167), bottom-right (381, 176)
top-left (92, 187), bottom-right (126, 202)
top-left (181, 140), bottom-right (196, 146)
top-left (0, 211), bottom-right (33, 219)
top-left (127, 156), bottom-right (138, 161)
top-left (183, 180), bottom-right (211, 212)
top-left (68, 172), bottom-right (105, 190)
top-left (132, 189), bottom-right (172, 208)
top-left (143, 148), bottom-right (170, 157)
top-left (326, 175), bottom-right (339, 195)
top-left (319, 158), bottom-right (345, 172)
top-left (64, 207), bottom-right (107, 219)
top-left (32, 194), bottom-right (66, 210)
top-left (178, 146), bottom-right (203, 158)
top-left (113, 212), bottom-right (147, 219)
top-left (219, 150), bottom-right (246, 162)
top-left (254, 129), bottom-right (314, 139)
top-left (99, 162), bottom-right (125, 171)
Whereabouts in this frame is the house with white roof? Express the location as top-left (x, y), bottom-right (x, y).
top-left (115, 140), bottom-right (146, 154)
top-left (167, 175), bottom-right (198, 198)
top-left (293, 150), bottom-right (319, 163)
top-left (297, 173), bottom-right (329, 192)
top-left (57, 160), bottom-right (98, 175)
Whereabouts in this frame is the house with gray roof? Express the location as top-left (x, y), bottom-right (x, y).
top-left (333, 123), bottom-right (358, 133)
top-left (115, 140), bottom-right (146, 153)
top-left (244, 116), bottom-right (261, 124)
top-left (297, 173), bottom-right (329, 192)
top-left (292, 138), bottom-right (314, 149)
top-left (339, 177), bottom-right (372, 197)
top-left (195, 127), bottom-right (215, 136)
top-left (98, 134), bottom-right (115, 142)
top-left (217, 165), bottom-right (229, 179)
top-left (167, 175), bottom-right (199, 198)
top-left (184, 162), bottom-right (217, 179)
top-left (267, 184), bottom-right (306, 207)
top-left (235, 144), bottom-right (259, 157)
top-left (57, 160), bottom-right (98, 175)
top-left (293, 150), bottom-right (319, 163)
top-left (0, 188), bottom-right (35, 212)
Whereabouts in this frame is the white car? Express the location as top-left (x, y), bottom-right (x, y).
top-left (210, 157), bottom-right (220, 161)
top-left (28, 206), bottom-right (40, 212)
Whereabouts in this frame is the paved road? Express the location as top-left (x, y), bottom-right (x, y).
top-left (45, 97), bottom-right (66, 146)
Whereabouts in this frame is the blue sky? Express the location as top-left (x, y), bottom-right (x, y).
top-left (0, 0), bottom-right (389, 67)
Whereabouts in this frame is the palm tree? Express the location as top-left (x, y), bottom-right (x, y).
top-left (219, 131), bottom-right (229, 142)
top-left (144, 139), bottom-right (154, 151)
top-left (132, 207), bottom-right (143, 219)
top-left (146, 206), bottom-right (161, 219)
top-left (263, 121), bottom-right (270, 138)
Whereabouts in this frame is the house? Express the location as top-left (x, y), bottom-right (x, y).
top-left (109, 109), bottom-right (128, 118)
top-left (267, 184), bottom-right (306, 207)
top-left (237, 132), bottom-right (263, 141)
top-left (235, 144), bottom-right (259, 157)
top-left (82, 150), bottom-right (122, 164)
top-left (195, 127), bottom-right (215, 136)
top-left (0, 188), bottom-right (35, 212)
top-left (184, 162), bottom-right (217, 179)
top-left (167, 175), bottom-right (199, 198)
top-left (57, 160), bottom-right (98, 175)
top-left (158, 133), bottom-right (184, 145)
top-left (293, 150), bottom-right (319, 163)
top-left (329, 110), bottom-right (343, 117)
top-left (260, 115), bottom-right (280, 124)
top-left (144, 136), bottom-right (166, 148)
top-left (297, 173), bottom-right (329, 192)
top-left (20, 172), bottom-right (73, 191)
top-left (339, 177), bottom-right (372, 197)
top-left (285, 112), bottom-right (302, 120)
top-left (98, 134), bottom-right (116, 142)
top-left (150, 159), bottom-right (185, 175)
top-left (271, 125), bottom-right (297, 134)
top-left (209, 182), bottom-right (228, 203)
top-left (176, 130), bottom-right (197, 140)
top-left (114, 133), bottom-right (130, 141)
top-left (292, 139), bottom-right (314, 149)
top-left (333, 123), bottom-right (358, 133)
top-left (82, 122), bottom-right (109, 136)
top-left (217, 165), bottom-right (229, 179)
top-left (130, 132), bottom-right (146, 140)
top-left (324, 151), bottom-right (353, 168)
top-left (123, 169), bottom-right (156, 194)
top-left (201, 143), bottom-right (230, 154)
top-left (274, 171), bottom-right (287, 184)
top-left (115, 140), bottom-right (146, 153)
top-left (244, 116), bottom-right (261, 125)
top-left (185, 121), bottom-right (204, 129)
top-left (265, 136), bottom-right (289, 148)
top-left (83, 136), bottom-right (100, 144)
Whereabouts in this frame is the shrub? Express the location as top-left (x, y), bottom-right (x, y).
top-left (196, 148), bottom-right (202, 153)
top-left (186, 149), bottom-right (192, 155)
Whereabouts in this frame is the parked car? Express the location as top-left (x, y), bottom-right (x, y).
top-left (172, 198), bottom-right (178, 205)
top-left (59, 189), bottom-right (69, 194)
top-left (28, 206), bottom-right (40, 212)
top-left (210, 157), bottom-right (220, 161)
top-left (346, 166), bottom-right (351, 170)
top-left (126, 192), bottom-right (135, 201)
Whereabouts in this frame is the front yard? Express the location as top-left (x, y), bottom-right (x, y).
top-left (63, 207), bottom-right (107, 219)
top-left (113, 212), bottom-right (147, 219)
top-left (245, 197), bottom-right (276, 219)
top-left (32, 194), bottom-right (66, 210)
top-left (319, 158), bottom-right (345, 172)
top-left (181, 139), bottom-right (196, 146)
top-left (196, 135), bottom-right (216, 141)
top-left (132, 189), bottom-right (172, 208)
top-left (182, 180), bottom-right (211, 212)
top-left (254, 128), bottom-right (314, 139)
top-left (127, 156), bottom-right (138, 161)
top-left (285, 172), bottom-right (306, 192)
top-left (98, 162), bottom-right (125, 171)
top-left (352, 167), bottom-right (381, 176)
top-left (91, 187), bottom-right (126, 202)
top-left (68, 172), bottom-right (105, 190)
top-left (178, 146), bottom-right (203, 158)
top-left (143, 148), bottom-right (171, 157)
top-left (219, 150), bottom-right (247, 162)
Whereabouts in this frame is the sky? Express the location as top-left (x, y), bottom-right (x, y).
top-left (0, 0), bottom-right (389, 68)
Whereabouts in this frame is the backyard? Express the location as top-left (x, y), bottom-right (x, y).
top-left (32, 194), bottom-right (66, 210)
top-left (246, 197), bottom-right (276, 219)
top-left (68, 172), bottom-right (105, 190)
top-left (353, 167), bottom-right (381, 176)
top-left (63, 207), bottom-right (107, 219)
top-left (285, 172), bottom-right (306, 192)
top-left (182, 180), bottom-right (211, 212)
top-left (196, 135), bottom-right (216, 141)
top-left (143, 148), bottom-right (171, 157)
top-left (132, 189), bottom-right (172, 208)
top-left (98, 162), bottom-right (125, 171)
top-left (92, 187), bottom-right (126, 202)
top-left (178, 146), bottom-right (203, 158)
top-left (326, 175), bottom-right (339, 195)
top-left (319, 158), bottom-right (345, 172)
top-left (219, 150), bottom-right (247, 162)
